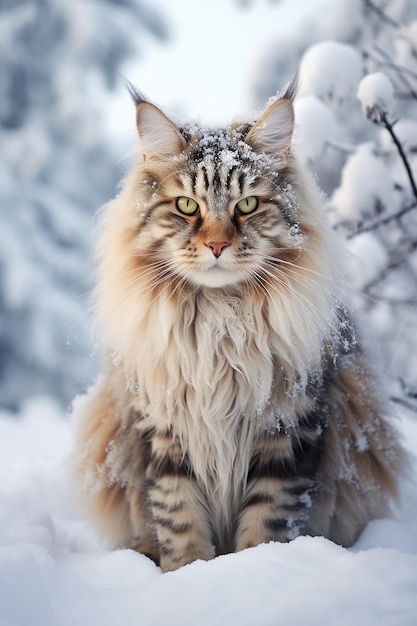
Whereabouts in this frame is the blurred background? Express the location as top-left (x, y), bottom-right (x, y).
top-left (1, 0), bottom-right (416, 414)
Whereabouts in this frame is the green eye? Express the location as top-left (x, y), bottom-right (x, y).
top-left (235, 196), bottom-right (258, 215)
top-left (176, 196), bottom-right (200, 216)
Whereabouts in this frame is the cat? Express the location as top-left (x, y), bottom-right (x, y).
top-left (72, 79), bottom-right (406, 572)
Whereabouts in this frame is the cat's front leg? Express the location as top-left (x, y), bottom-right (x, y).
top-left (236, 426), bottom-right (320, 551)
top-left (145, 428), bottom-right (214, 572)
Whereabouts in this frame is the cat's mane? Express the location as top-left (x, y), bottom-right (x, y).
top-left (95, 121), bottom-right (339, 503)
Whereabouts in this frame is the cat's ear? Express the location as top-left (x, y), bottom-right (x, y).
top-left (245, 98), bottom-right (294, 163)
top-left (135, 102), bottom-right (186, 160)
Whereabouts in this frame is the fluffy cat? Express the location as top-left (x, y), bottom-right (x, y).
top-left (72, 80), bottom-right (405, 572)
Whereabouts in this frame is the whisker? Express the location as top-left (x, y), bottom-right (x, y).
top-left (254, 263), bottom-right (341, 345)
top-left (261, 253), bottom-right (395, 311)
top-left (265, 261), bottom-right (354, 325)
top-left (96, 257), bottom-right (184, 305)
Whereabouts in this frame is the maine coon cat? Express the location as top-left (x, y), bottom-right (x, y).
top-left (72, 80), bottom-right (405, 572)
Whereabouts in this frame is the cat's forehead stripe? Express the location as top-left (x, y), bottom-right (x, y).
top-left (183, 127), bottom-right (280, 201)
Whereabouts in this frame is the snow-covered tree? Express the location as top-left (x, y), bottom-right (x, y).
top-left (252, 0), bottom-right (417, 412)
top-left (0, 0), bottom-right (168, 410)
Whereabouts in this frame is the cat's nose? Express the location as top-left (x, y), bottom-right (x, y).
top-left (205, 241), bottom-right (231, 259)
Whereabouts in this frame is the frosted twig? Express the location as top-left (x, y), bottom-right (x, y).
top-left (381, 114), bottom-right (417, 201)
top-left (400, 378), bottom-right (417, 399)
top-left (325, 140), bottom-right (356, 155)
top-left (376, 59), bottom-right (417, 83)
top-left (345, 200), bottom-right (417, 238)
top-left (362, 0), bottom-right (400, 29)
top-left (395, 93), bottom-right (417, 101)
top-left (373, 45), bottom-right (417, 99)
top-left (391, 376), bottom-right (417, 415)
top-left (390, 395), bottom-right (417, 414)
top-left (373, 295), bottom-right (417, 306)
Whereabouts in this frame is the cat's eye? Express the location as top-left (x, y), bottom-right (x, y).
top-left (176, 196), bottom-right (200, 216)
top-left (235, 196), bottom-right (258, 216)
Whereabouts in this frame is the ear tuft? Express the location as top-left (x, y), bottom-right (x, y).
top-left (136, 103), bottom-right (186, 160)
top-left (278, 73), bottom-right (299, 102)
top-left (245, 98), bottom-right (295, 161)
top-left (126, 79), bottom-right (148, 107)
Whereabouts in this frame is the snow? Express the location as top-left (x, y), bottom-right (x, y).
top-left (377, 118), bottom-right (417, 202)
top-left (357, 72), bottom-right (395, 121)
top-left (347, 232), bottom-right (389, 289)
top-left (395, 21), bottom-right (417, 72)
top-left (0, 0), bottom-right (168, 410)
top-left (1, 399), bottom-right (417, 626)
top-left (380, 118), bottom-right (417, 154)
top-left (299, 40), bottom-right (362, 103)
top-left (294, 94), bottom-right (341, 161)
top-left (331, 142), bottom-right (398, 223)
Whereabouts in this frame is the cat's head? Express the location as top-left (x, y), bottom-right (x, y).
top-left (97, 82), bottom-right (338, 375)
top-left (99, 79), bottom-right (335, 323)
top-left (122, 82), bottom-right (322, 291)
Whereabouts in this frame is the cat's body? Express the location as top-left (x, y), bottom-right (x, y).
top-left (73, 83), bottom-right (405, 571)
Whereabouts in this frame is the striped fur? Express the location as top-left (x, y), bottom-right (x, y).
top-left (72, 90), bottom-right (406, 571)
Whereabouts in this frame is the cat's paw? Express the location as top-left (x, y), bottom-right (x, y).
top-left (159, 544), bottom-right (215, 572)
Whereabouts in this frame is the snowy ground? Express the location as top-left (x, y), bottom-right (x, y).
top-left (1, 397), bottom-right (417, 626)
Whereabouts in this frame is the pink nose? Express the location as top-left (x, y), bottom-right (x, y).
top-left (205, 241), bottom-right (231, 259)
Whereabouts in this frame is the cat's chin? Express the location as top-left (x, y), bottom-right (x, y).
top-left (189, 268), bottom-right (244, 289)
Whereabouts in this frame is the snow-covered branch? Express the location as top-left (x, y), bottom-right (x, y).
top-left (272, 0), bottom-right (417, 413)
top-left (364, 46), bottom-right (417, 99)
top-left (380, 114), bottom-right (417, 201)
top-left (345, 201), bottom-right (417, 238)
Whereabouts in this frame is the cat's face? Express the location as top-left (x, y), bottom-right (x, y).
top-left (130, 98), bottom-right (304, 290)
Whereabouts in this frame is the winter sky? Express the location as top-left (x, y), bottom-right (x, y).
top-left (107, 0), bottom-right (332, 145)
